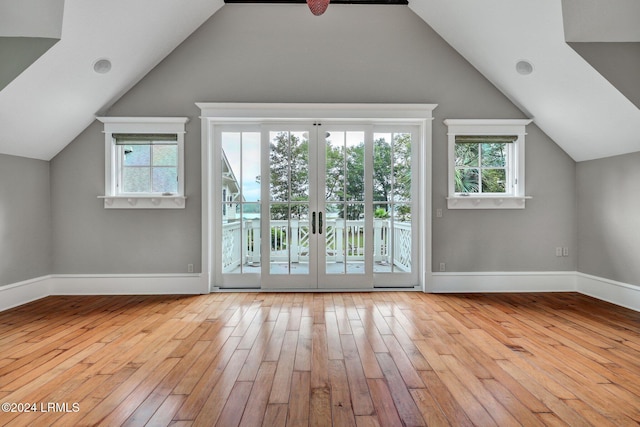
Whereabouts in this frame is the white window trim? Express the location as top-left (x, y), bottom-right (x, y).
top-left (97, 117), bottom-right (189, 209)
top-left (444, 119), bottom-right (532, 209)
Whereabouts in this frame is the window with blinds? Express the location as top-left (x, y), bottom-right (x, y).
top-left (97, 117), bottom-right (188, 209)
top-left (444, 119), bottom-right (532, 209)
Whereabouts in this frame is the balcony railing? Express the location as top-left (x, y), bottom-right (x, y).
top-left (222, 219), bottom-right (411, 273)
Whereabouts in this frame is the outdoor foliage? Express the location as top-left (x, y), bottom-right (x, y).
top-left (455, 142), bottom-right (507, 193)
top-left (269, 132), bottom-right (309, 219)
top-left (268, 131), bottom-right (412, 220)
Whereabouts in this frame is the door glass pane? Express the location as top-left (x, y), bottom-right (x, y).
top-left (373, 134), bottom-right (392, 204)
top-left (372, 131), bottom-right (413, 275)
top-left (373, 203), bottom-right (412, 274)
top-left (222, 206), bottom-right (241, 274)
top-left (373, 203), bottom-right (391, 273)
top-left (393, 133), bottom-right (411, 202)
top-left (325, 203), bottom-right (345, 275)
top-left (270, 204), bottom-right (309, 275)
top-left (392, 204), bottom-right (412, 273)
top-left (269, 131), bottom-right (290, 202)
top-left (242, 204), bottom-right (261, 274)
top-left (290, 204), bottom-right (309, 275)
top-left (290, 131), bottom-right (310, 202)
top-left (221, 131), bottom-right (261, 275)
top-left (345, 203), bottom-right (365, 274)
top-left (325, 129), bottom-right (366, 276)
top-left (222, 133), bottom-right (241, 208)
top-left (325, 131), bottom-right (345, 202)
top-left (242, 133), bottom-right (261, 202)
top-left (270, 131), bottom-right (309, 202)
top-left (326, 131), bottom-right (365, 202)
top-left (346, 132), bottom-right (365, 202)
top-left (325, 203), bottom-right (364, 275)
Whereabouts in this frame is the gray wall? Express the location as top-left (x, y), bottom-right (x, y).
top-left (434, 123), bottom-right (576, 271)
top-left (577, 152), bottom-right (640, 285)
top-left (50, 121), bottom-right (201, 274)
top-left (0, 154), bottom-right (51, 285)
top-left (51, 5), bottom-right (577, 274)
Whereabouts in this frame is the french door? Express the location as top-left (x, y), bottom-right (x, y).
top-left (215, 122), bottom-right (419, 290)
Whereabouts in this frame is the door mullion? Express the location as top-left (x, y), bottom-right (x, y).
top-left (260, 125), bottom-right (271, 286)
top-left (309, 123), bottom-right (321, 287)
top-left (364, 125), bottom-right (374, 277)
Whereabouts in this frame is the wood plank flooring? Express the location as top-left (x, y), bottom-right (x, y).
top-left (0, 292), bottom-right (638, 426)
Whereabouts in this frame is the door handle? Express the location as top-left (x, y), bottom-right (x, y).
top-left (311, 212), bottom-right (316, 234)
top-left (318, 212), bottom-right (323, 235)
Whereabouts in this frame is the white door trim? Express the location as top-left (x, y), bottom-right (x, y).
top-left (198, 103), bottom-right (437, 292)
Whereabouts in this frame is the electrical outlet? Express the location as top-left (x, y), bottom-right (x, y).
top-left (563, 247), bottom-right (569, 257)
top-left (439, 262), bottom-right (446, 272)
top-left (555, 247), bottom-right (562, 257)
top-left (188, 264), bottom-right (194, 273)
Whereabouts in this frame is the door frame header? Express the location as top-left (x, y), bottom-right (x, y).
top-left (197, 103), bottom-right (437, 122)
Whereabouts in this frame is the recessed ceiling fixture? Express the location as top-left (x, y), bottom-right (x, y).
top-left (307, 0), bottom-right (329, 15)
top-left (93, 58), bottom-right (112, 74)
top-left (515, 60), bottom-right (534, 76)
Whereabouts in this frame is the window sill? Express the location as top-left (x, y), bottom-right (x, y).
top-left (447, 196), bottom-right (531, 209)
top-left (98, 195), bottom-right (186, 209)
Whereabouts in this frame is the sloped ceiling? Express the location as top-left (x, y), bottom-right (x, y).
top-left (0, 0), bottom-right (223, 160)
top-left (562, 0), bottom-right (640, 111)
top-left (0, 0), bottom-right (638, 161)
top-left (409, 0), bottom-right (640, 162)
top-left (0, 0), bottom-right (64, 91)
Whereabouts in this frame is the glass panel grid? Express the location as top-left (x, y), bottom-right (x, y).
top-left (455, 141), bottom-right (508, 194)
top-left (221, 132), bottom-right (262, 275)
top-left (392, 133), bottom-right (411, 202)
top-left (324, 202), bottom-right (366, 275)
top-left (372, 131), bottom-right (413, 275)
top-left (268, 130), bottom-right (310, 276)
top-left (120, 143), bottom-right (177, 194)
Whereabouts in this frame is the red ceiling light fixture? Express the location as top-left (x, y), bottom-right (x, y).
top-left (307, 0), bottom-right (329, 15)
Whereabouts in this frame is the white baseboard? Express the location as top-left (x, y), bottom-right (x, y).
top-left (0, 275), bottom-right (52, 312)
top-left (50, 274), bottom-right (207, 295)
top-left (576, 273), bottom-right (640, 313)
top-left (0, 274), bottom-right (206, 312)
top-left (1, 272), bottom-right (638, 313)
top-left (430, 271), bottom-right (577, 293)
top-left (431, 271), bottom-right (640, 313)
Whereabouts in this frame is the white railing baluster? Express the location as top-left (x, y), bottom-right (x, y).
top-left (252, 219), bottom-right (260, 264)
top-left (225, 218), bottom-right (410, 274)
top-left (291, 219), bottom-right (299, 263)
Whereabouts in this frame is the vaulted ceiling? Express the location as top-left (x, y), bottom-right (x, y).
top-left (0, 0), bottom-right (638, 161)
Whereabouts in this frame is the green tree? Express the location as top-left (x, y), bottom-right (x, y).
top-left (268, 132), bottom-right (412, 220)
top-left (392, 133), bottom-right (412, 202)
top-left (454, 142), bottom-right (506, 193)
top-left (373, 138), bottom-right (392, 203)
top-left (325, 139), bottom-right (346, 201)
top-left (269, 132), bottom-right (309, 219)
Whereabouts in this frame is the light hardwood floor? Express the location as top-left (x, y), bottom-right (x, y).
top-left (0, 292), bottom-right (639, 426)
